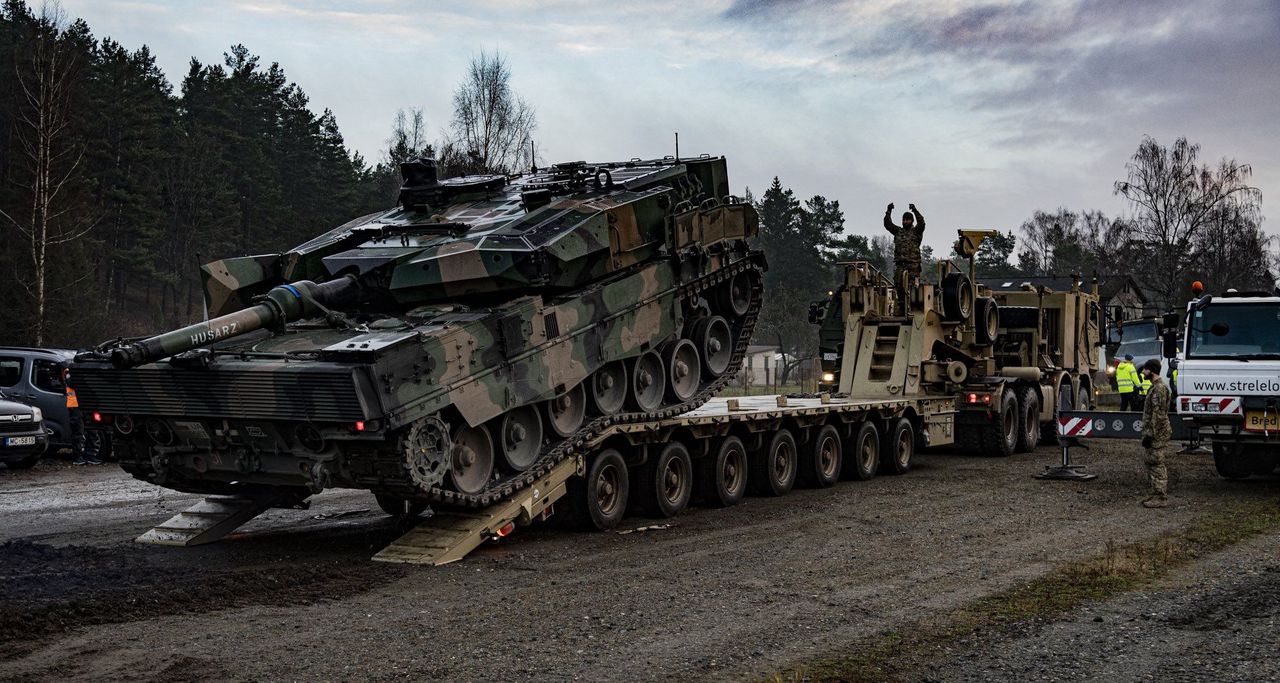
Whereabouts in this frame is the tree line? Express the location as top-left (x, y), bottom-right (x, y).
top-left (0, 1), bottom-right (535, 347)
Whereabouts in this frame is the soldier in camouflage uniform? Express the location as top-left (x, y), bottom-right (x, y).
top-left (883, 202), bottom-right (925, 314)
top-left (1139, 358), bottom-right (1172, 508)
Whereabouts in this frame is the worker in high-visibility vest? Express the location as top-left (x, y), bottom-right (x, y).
top-left (1138, 363), bottom-right (1153, 397)
top-left (1116, 354), bottom-right (1139, 411)
top-left (63, 367), bottom-right (97, 465)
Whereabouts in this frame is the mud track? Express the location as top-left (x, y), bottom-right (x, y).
top-left (1, 442), bottom-right (1277, 681)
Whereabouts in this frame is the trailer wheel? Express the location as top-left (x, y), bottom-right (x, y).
top-left (636, 442), bottom-right (693, 517)
top-left (843, 422), bottom-right (879, 481)
top-left (375, 494), bottom-right (427, 520)
top-left (569, 448), bottom-right (630, 530)
top-left (700, 435), bottom-right (748, 507)
top-left (750, 429), bottom-right (797, 496)
top-left (880, 418), bottom-right (915, 475)
top-left (1015, 386), bottom-right (1040, 454)
top-left (799, 424), bottom-right (842, 487)
top-left (1212, 443), bottom-right (1253, 480)
top-left (980, 388), bottom-right (1017, 457)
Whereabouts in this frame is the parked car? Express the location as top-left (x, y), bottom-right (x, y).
top-left (0, 347), bottom-right (110, 460)
top-left (0, 393), bottom-right (48, 469)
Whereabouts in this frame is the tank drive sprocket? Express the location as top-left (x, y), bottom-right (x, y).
top-left (400, 415), bottom-right (452, 490)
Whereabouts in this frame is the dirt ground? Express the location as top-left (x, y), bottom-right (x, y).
top-left (1, 441), bottom-right (1277, 682)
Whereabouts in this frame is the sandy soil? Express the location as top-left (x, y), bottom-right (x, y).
top-left (0, 441), bottom-right (1276, 682)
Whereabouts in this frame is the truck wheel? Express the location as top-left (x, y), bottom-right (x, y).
top-left (636, 442), bottom-right (693, 517)
top-left (1212, 443), bottom-right (1253, 479)
top-left (973, 297), bottom-right (999, 346)
top-left (1040, 379), bottom-right (1073, 444)
top-left (980, 388), bottom-right (1017, 457)
top-left (750, 428), bottom-right (797, 496)
top-left (1076, 380), bottom-right (1092, 411)
top-left (1015, 386), bottom-right (1040, 453)
top-left (799, 424), bottom-right (842, 487)
top-left (700, 436), bottom-right (748, 507)
top-left (941, 273), bottom-right (973, 322)
top-left (842, 422), bottom-right (879, 481)
top-left (880, 418), bottom-right (915, 475)
top-left (569, 448), bottom-right (629, 530)
top-left (375, 494), bottom-right (427, 520)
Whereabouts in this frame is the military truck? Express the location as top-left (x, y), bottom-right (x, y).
top-left (816, 230), bottom-right (1101, 458)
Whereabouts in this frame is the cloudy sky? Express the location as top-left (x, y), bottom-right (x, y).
top-left (60, 0), bottom-right (1277, 252)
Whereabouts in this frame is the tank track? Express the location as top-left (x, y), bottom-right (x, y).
top-left (359, 252), bottom-right (766, 510)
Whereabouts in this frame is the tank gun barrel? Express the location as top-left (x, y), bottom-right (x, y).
top-left (109, 276), bottom-right (358, 369)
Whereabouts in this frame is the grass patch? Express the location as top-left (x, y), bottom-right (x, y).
top-left (770, 498), bottom-right (1280, 683)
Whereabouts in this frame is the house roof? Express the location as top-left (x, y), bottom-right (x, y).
top-left (981, 274), bottom-right (1146, 302)
top-left (745, 345), bottom-right (779, 354)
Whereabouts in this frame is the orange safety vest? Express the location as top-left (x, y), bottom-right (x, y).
top-left (66, 387), bottom-right (79, 409)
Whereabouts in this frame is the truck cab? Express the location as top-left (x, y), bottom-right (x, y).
top-left (1174, 291), bottom-right (1280, 478)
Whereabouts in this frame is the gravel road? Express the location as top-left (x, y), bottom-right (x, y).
top-left (1, 442), bottom-right (1276, 682)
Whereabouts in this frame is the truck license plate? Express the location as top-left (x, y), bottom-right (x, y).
top-left (4, 436), bottom-right (35, 446)
top-left (1244, 411), bottom-right (1280, 432)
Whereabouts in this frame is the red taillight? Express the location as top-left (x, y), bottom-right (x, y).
top-left (967, 393), bottom-right (978, 404)
top-left (496, 522), bottom-right (515, 537)
top-left (92, 411), bottom-right (103, 423)
top-left (354, 420), bottom-right (365, 432)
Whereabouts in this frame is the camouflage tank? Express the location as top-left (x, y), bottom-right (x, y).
top-left (73, 155), bottom-right (764, 512)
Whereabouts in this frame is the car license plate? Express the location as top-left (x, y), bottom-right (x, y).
top-left (1244, 411), bottom-right (1280, 432)
top-left (4, 436), bottom-right (35, 447)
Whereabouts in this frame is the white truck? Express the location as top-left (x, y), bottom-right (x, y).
top-left (1172, 290), bottom-right (1280, 478)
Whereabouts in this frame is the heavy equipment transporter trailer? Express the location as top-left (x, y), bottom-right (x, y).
top-left (142, 392), bottom-right (956, 564)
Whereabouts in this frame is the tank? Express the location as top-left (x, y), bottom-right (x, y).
top-left (72, 155), bottom-right (764, 511)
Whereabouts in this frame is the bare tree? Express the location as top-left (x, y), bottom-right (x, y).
top-left (1114, 136), bottom-right (1261, 308)
top-left (1193, 200), bottom-right (1273, 293)
top-left (443, 51), bottom-right (536, 175)
top-left (0, 3), bottom-right (95, 344)
top-left (384, 107), bottom-right (431, 165)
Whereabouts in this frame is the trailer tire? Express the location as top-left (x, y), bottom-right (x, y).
top-left (636, 442), bottom-right (693, 517)
top-left (375, 494), bottom-right (427, 520)
top-left (799, 424), bottom-right (842, 487)
top-left (980, 388), bottom-right (1018, 457)
top-left (1015, 386), bottom-right (1040, 454)
top-left (569, 448), bottom-right (630, 530)
top-left (1212, 443), bottom-right (1253, 480)
top-left (700, 436), bottom-right (749, 507)
top-left (843, 422), bottom-right (880, 481)
top-left (750, 429), bottom-right (797, 496)
top-left (879, 418), bottom-right (915, 475)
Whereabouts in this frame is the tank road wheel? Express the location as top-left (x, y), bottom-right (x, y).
top-left (880, 418), bottom-right (915, 475)
top-left (843, 421), bottom-right (880, 481)
top-left (569, 449), bottom-right (629, 531)
top-left (700, 435), bottom-right (748, 507)
top-left (628, 351), bottom-right (666, 413)
top-left (692, 316), bottom-right (734, 378)
top-left (1015, 386), bottom-right (1040, 454)
top-left (800, 424), bottom-right (843, 487)
top-left (375, 494), bottom-right (427, 520)
top-left (637, 442), bottom-right (693, 518)
top-left (720, 271), bottom-right (753, 318)
top-left (498, 405), bottom-right (543, 472)
top-left (665, 339), bottom-right (702, 403)
top-left (589, 361), bottom-right (628, 416)
top-left (546, 382), bottom-right (587, 438)
top-left (449, 424), bottom-right (495, 495)
top-left (750, 429), bottom-right (798, 496)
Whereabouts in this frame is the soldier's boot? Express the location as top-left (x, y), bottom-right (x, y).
top-left (1141, 497), bottom-right (1168, 509)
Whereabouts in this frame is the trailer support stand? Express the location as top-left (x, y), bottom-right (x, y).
top-left (1036, 436), bottom-right (1097, 481)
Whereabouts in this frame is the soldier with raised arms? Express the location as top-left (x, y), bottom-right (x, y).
top-left (883, 202), bottom-right (926, 312)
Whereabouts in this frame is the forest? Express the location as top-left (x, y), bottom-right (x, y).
top-left (0, 0), bottom-right (1271, 362)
